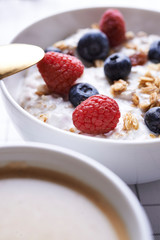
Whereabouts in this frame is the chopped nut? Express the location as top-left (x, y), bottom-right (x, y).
top-left (139, 102), bottom-right (151, 112)
top-left (150, 133), bottom-right (157, 138)
top-left (110, 79), bottom-right (128, 96)
top-left (125, 31), bottom-right (135, 40)
top-left (123, 112), bottom-right (139, 131)
top-left (132, 93), bottom-right (139, 106)
top-left (91, 23), bottom-right (99, 29)
top-left (38, 114), bottom-right (48, 122)
top-left (94, 60), bottom-right (104, 68)
top-left (35, 84), bottom-right (52, 96)
top-left (69, 128), bottom-right (76, 133)
top-left (53, 40), bottom-right (69, 50)
top-left (123, 42), bottom-right (137, 50)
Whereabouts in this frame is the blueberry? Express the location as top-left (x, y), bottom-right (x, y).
top-left (69, 83), bottom-right (99, 107)
top-left (144, 107), bottom-right (160, 134)
top-left (104, 53), bottom-right (131, 82)
top-left (44, 46), bottom-right (62, 53)
top-left (77, 31), bottom-right (109, 62)
top-left (148, 40), bottom-right (160, 63)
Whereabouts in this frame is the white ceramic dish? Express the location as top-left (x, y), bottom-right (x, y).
top-left (1, 7), bottom-right (160, 184)
top-left (0, 143), bottom-right (153, 239)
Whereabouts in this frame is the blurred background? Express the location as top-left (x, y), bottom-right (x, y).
top-left (1, 0), bottom-right (160, 239)
top-left (1, 0), bottom-right (160, 45)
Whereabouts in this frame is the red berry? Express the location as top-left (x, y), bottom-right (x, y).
top-left (99, 9), bottom-right (126, 47)
top-left (72, 95), bottom-right (120, 134)
top-left (37, 52), bottom-right (84, 95)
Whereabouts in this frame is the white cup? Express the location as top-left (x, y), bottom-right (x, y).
top-left (0, 142), bottom-right (153, 240)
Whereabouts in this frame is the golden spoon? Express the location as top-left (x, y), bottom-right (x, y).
top-left (0, 43), bottom-right (44, 79)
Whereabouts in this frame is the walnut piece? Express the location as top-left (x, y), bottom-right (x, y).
top-left (132, 93), bottom-right (139, 106)
top-left (123, 112), bottom-right (139, 131)
top-left (111, 79), bottom-right (128, 96)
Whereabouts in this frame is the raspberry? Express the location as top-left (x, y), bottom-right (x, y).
top-left (37, 52), bottom-right (84, 95)
top-left (99, 9), bottom-right (126, 47)
top-left (72, 95), bottom-right (120, 134)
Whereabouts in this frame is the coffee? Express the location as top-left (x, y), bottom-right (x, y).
top-left (0, 166), bottom-right (129, 240)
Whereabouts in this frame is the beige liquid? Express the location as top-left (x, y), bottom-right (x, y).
top-left (0, 167), bottom-right (129, 240)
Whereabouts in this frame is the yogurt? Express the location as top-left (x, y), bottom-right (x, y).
top-left (18, 29), bottom-right (160, 140)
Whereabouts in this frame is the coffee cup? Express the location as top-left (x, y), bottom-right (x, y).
top-left (0, 143), bottom-right (153, 239)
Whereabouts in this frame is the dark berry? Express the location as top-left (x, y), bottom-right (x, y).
top-left (144, 107), bottom-right (160, 134)
top-left (44, 46), bottom-right (62, 53)
top-left (69, 83), bottom-right (99, 107)
top-left (104, 53), bottom-right (131, 82)
top-left (148, 40), bottom-right (160, 63)
top-left (77, 31), bottom-right (109, 62)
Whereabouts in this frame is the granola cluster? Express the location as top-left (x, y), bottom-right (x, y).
top-left (139, 71), bottom-right (160, 112)
top-left (123, 112), bottom-right (139, 131)
top-left (110, 79), bottom-right (128, 96)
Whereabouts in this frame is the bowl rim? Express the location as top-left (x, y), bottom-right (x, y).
top-left (0, 142), bottom-right (153, 239)
top-left (1, 5), bottom-right (160, 145)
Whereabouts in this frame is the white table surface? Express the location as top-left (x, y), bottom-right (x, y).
top-left (1, 0), bottom-right (160, 239)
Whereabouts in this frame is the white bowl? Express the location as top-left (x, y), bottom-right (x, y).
top-left (1, 7), bottom-right (160, 184)
top-left (0, 143), bottom-right (153, 239)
